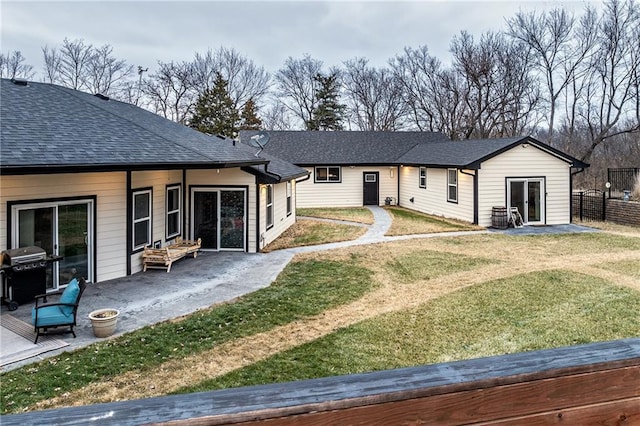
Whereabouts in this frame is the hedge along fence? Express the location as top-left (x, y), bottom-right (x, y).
top-left (2, 338), bottom-right (639, 425)
top-left (606, 199), bottom-right (640, 227)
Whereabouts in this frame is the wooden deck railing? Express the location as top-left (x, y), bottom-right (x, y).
top-left (2, 338), bottom-right (638, 425)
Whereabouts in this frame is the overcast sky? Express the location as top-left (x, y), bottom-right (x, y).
top-left (3, 1), bottom-right (599, 76)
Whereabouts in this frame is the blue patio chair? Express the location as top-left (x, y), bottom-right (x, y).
top-left (31, 277), bottom-right (87, 343)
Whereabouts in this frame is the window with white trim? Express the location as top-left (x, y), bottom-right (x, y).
top-left (447, 169), bottom-right (458, 203)
top-left (286, 181), bottom-right (292, 216)
top-left (315, 166), bottom-right (341, 183)
top-left (133, 189), bottom-right (152, 250)
top-left (166, 185), bottom-right (181, 239)
top-left (266, 184), bottom-right (274, 229)
top-left (419, 167), bottom-right (427, 188)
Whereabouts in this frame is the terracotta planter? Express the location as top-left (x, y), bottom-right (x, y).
top-left (88, 309), bottom-right (120, 338)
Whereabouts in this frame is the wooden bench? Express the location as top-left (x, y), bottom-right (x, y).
top-left (142, 238), bottom-right (201, 272)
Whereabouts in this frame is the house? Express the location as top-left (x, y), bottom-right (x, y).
top-left (239, 130), bottom-right (588, 227)
top-left (0, 79), bottom-right (308, 291)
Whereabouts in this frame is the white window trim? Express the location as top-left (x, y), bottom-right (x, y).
top-left (419, 167), bottom-right (427, 189)
top-left (166, 185), bottom-right (181, 239)
top-left (133, 189), bottom-right (152, 251)
top-left (286, 181), bottom-right (292, 216)
top-left (314, 166), bottom-right (342, 183)
top-left (266, 184), bottom-right (274, 229)
top-left (447, 168), bottom-right (458, 203)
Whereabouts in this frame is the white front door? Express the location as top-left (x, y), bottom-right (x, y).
top-left (507, 178), bottom-right (545, 225)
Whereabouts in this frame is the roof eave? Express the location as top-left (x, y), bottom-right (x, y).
top-left (0, 159), bottom-right (268, 176)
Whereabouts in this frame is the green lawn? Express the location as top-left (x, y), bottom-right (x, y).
top-left (176, 269), bottom-right (640, 393)
top-left (297, 207), bottom-right (374, 224)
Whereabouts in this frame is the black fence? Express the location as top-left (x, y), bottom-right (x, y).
top-left (572, 189), bottom-right (606, 221)
top-left (608, 167), bottom-right (639, 199)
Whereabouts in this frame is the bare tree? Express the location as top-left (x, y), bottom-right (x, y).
top-left (507, 8), bottom-right (597, 145)
top-left (261, 100), bottom-right (293, 130)
top-left (143, 60), bottom-right (195, 124)
top-left (41, 38), bottom-right (135, 98)
top-left (450, 31), bottom-right (540, 139)
top-left (191, 47), bottom-right (271, 111)
top-left (343, 57), bottom-right (406, 130)
top-left (274, 54), bottom-right (323, 128)
top-left (42, 45), bottom-right (62, 84)
top-left (576, 0), bottom-right (640, 162)
top-left (57, 38), bottom-right (94, 90)
top-left (0, 50), bottom-right (35, 80)
top-left (86, 44), bottom-right (134, 96)
top-left (390, 46), bottom-right (441, 131)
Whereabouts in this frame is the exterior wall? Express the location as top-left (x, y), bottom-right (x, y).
top-left (259, 181), bottom-right (297, 250)
top-left (478, 145), bottom-right (571, 226)
top-left (399, 167), bottom-right (474, 223)
top-left (296, 166), bottom-right (399, 208)
top-left (1, 167), bottom-right (284, 285)
top-left (0, 172), bottom-right (127, 282)
top-left (130, 170), bottom-right (184, 274)
top-left (186, 168), bottom-right (258, 253)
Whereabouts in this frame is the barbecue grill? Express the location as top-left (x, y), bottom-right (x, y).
top-left (1, 246), bottom-right (61, 311)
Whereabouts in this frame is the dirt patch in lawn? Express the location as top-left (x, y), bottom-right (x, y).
top-left (34, 233), bottom-right (640, 410)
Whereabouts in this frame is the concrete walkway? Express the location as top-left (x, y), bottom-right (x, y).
top-left (0, 207), bottom-right (595, 370)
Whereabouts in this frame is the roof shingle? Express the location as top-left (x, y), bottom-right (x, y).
top-left (1, 79), bottom-right (308, 180)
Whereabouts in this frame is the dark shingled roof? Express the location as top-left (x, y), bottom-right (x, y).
top-left (1, 79), bottom-right (308, 181)
top-left (240, 131), bottom-right (588, 169)
top-left (239, 130), bottom-right (449, 165)
top-left (398, 136), bottom-right (588, 168)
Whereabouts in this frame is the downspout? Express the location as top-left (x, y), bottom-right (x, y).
top-left (570, 167), bottom-right (586, 224)
top-left (264, 161), bottom-right (282, 183)
top-left (460, 169), bottom-right (478, 225)
top-left (256, 182), bottom-right (261, 253)
top-left (396, 166), bottom-right (401, 206)
top-left (126, 170), bottom-right (132, 276)
top-left (182, 168), bottom-right (187, 238)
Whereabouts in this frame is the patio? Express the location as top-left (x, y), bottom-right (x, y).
top-left (1, 250), bottom-right (295, 371)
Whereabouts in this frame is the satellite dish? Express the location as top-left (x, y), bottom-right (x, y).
top-left (249, 131), bottom-right (270, 156)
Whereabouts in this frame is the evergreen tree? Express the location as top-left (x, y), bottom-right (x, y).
top-left (189, 72), bottom-right (239, 138)
top-left (239, 98), bottom-right (262, 130)
top-left (307, 72), bottom-right (346, 130)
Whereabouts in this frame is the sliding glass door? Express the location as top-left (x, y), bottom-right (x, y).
top-left (507, 178), bottom-right (545, 224)
top-left (191, 188), bottom-right (246, 251)
top-left (13, 200), bottom-right (93, 290)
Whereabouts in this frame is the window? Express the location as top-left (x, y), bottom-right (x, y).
top-left (447, 169), bottom-right (458, 203)
top-left (315, 166), bottom-right (341, 183)
top-left (133, 189), bottom-right (152, 250)
top-left (286, 181), bottom-right (292, 216)
top-left (166, 185), bottom-right (181, 239)
top-left (266, 184), bottom-right (274, 229)
top-left (419, 167), bottom-right (427, 188)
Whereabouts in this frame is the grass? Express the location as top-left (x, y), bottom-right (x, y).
top-left (176, 269), bottom-right (640, 393)
top-left (1, 258), bottom-right (375, 414)
top-left (2, 231), bottom-right (639, 414)
top-left (385, 249), bottom-right (499, 282)
top-left (384, 206), bottom-right (480, 236)
top-left (297, 207), bottom-right (374, 224)
top-left (262, 219), bottom-right (366, 252)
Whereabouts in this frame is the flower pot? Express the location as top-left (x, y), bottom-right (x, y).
top-left (88, 309), bottom-right (120, 338)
